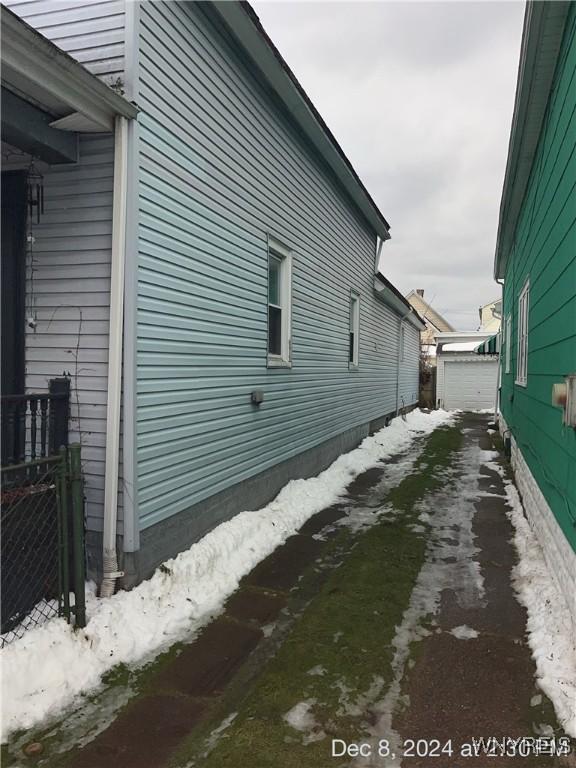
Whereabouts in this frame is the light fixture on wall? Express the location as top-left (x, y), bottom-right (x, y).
top-left (26, 162), bottom-right (44, 224)
top-left (552, 375), bottom-right (576, 428)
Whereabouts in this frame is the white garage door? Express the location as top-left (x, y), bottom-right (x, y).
top-left (443, 360), bottom-right (498, 410)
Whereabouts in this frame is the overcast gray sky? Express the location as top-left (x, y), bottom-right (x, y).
top-left (252, 1), bottom-right (525, 330)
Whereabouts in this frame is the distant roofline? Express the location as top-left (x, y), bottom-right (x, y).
top-left (210, 1), bottom-right (391, 242)
top-left (404, 289), bottom-right (455, 332)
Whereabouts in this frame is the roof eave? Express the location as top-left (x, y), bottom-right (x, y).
top-left (1, 6), bottom-right (138, 130)
top-left (374, 275), bottom-right (426, 330)
top-left (210, 1), bottom-right (391, 242)
top-left (494, 1), bottom-right (571, 280)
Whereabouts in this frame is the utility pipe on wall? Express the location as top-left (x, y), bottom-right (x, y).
top-left (101, 115), bottom-right (129, 598)
top-left (395, 310), bottom-right (411, 416)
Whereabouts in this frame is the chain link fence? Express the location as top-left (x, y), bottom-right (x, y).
top-left (0, 446), bottom-right (85, 647)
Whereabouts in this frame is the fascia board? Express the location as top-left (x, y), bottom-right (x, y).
top-left (494, 1), bottom-right (570, 279)
top-left (373, 279), bottom-right (426, 330)
top-left (1, 9), bottom-right (138, 130)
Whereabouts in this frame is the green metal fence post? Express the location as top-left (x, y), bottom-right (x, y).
top-left (58, 447), bottom-right (70, 622)
top-left (69, 444), bottom-right (86, 628)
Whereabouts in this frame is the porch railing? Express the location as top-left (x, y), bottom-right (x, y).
top-left (1, 378), bottom-right (70, 469)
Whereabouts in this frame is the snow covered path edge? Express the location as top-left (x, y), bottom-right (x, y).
top-left (1, 409), bottom-right (453, 741)
top-left (490, 463), bottom-right (576, 738)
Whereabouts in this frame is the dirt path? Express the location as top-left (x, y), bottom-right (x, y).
top-left (363, 413), bottom-right (570, 768)
top-left (9, 414), bottom-right (572, 768)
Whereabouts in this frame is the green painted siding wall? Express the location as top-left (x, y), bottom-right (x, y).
top-left (500, 6), bottom-right (576, 550)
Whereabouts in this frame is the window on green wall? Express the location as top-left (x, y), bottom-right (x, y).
top-left (505, 314), bottom-right (511, 374)
top-left (516, 281), bottom-right (529, 386)
top-left (267, 238), bottom-right (292, 367)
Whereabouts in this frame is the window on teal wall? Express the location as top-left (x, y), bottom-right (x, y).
top-left (516, 280), bottom-right (529, 386)
top-left (505, 314), bottom-right (511, 374)
top-left (268, 256), bottom-right (281, 354)
top-left (267, 238), bottom-right (292, 367)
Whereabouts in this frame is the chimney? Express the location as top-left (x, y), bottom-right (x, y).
top-left (416, 289), bottom-right (424, 297)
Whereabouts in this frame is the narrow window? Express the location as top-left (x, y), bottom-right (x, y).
top-left (267, 238), bottom-right (292, 367)
top-left (516, 281), bottom-right (529, 386)
top-left (400, 324), bottom-right (406, 361)
top-left (505, 314), bottom-right (511, 374)
top-left (349, 292), bottom-right (360, 368)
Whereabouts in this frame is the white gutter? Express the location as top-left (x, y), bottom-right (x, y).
top-left (373, 278), bottom-right (425, 331)
top-left (1, 7), bottom-right (138, 130)
top-left (101, 116), bottom-right (129, 597)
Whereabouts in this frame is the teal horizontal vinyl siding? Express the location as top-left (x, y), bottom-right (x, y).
top-left (500, 6), bottom-right (576, 549)
top-left (136, 1), bottom-right (417, 529)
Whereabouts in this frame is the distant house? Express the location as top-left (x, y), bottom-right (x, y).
top-left (405, 289), bottom-right (454, 351)
top-left (478, 298), bottom-right (502, 333)
top-left (1, 2), bottom-right (424, 591)
top-left (494, 2), bottom-right (575, 624)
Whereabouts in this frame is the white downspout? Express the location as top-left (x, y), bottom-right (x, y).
top-left (374, 237), bottom-right (384, 274)
top-left (101, 115), bottom-right (129, 597)
top-left (494, 277), bottom-right (505, 422)
top-left (395, 311), bottom-right (411, 415)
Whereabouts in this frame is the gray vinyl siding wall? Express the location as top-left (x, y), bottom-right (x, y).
top-left (136, 1), bottom-right (417, 531)
top-left (399, 322), bottom-right (420, 407)
top-left (19, 134), bottom-right (120, 535)
top-left (4, 0), bottom-right (125, 83)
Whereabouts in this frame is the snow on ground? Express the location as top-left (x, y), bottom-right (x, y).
top-left (283, 699), bottom-right (325, 744)
top-left (283, 700), bottom-right (317, 731)
top-left (201, 712), bottom-right (237, 758)
top-left (0, 599), bottom-right (59, 646)
top-left (0, 408), bottom-right (453, 742)
top-left (488, 463), bottom-right (576, 738)
top-left (450, 625), bottom-right (479, 640)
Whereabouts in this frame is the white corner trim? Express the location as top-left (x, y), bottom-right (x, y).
top-left (101, 116), bottom-right (129, 594)
top-left (499, 413), bottom-right (576, 628)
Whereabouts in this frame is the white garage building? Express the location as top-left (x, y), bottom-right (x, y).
top-left (435, 332), bottom-right (499, 411)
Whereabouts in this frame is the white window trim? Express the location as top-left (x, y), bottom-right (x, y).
top-left (505, 314), bottom-right (511, 374)
top-left (349, 290), bottom-right (360, 369)
top-left (267, 236), bottom-right (292, 368)
top-left (515, 279), bottom-right (529, 386)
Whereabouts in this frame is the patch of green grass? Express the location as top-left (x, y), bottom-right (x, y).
top-left (388, 425), bottom-right (462, 512)
top-left (174, 425), bottom-right (463, 768)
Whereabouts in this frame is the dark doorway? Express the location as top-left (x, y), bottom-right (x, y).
top-left (1, 171), bottom-right (27, 396)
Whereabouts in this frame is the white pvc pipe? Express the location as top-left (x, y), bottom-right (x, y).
top-left (101, 115), bottom-right (129, 597)
top-left (374, 237), bottom-right (384, 274)
top-left (395, 311), bottom-right (411, 415)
